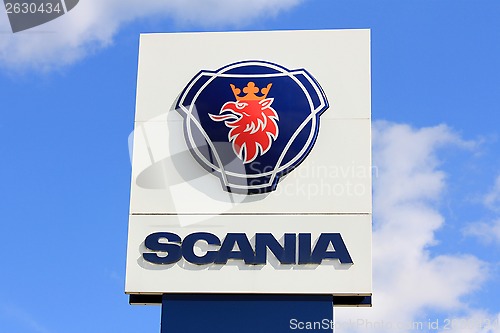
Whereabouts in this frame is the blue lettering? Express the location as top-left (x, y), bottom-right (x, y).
top-left (298, 233), bottom-right (313, 264)
top-left (142, 232), bottom-right (353, 266)
top-left (182, 232), bottom-right (221, 265)
top-left (143, 232), bottom-right (182, 264)
top-left (311, 233), bottom-right (353, 264)
top-left (254, 233), bottom-right (296, 264)
top-left (215, 233), bottom-right (255, 264)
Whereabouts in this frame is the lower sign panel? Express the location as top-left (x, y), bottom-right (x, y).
top-left (125, 214), bottom-right (371, 296)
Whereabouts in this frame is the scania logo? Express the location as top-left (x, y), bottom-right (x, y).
top-left (143, 232), bottom-right (353, 266)
top-left (175, 60), bottom-right (329, 194)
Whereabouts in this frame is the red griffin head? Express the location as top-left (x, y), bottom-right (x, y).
top-left (209, 82), bottom-right (279, 164)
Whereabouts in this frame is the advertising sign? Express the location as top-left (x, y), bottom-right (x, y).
top-left (125, 30), bottom-right (372, 305)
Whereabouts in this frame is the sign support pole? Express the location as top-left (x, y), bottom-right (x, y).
top-left (160, 294), bottom-right (334, 333)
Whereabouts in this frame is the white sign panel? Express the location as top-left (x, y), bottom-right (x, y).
top-left (125, 30), bottom-right (372, 302)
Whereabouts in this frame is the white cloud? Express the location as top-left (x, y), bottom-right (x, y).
top-left (462, 174), bottom-right (500, 245)
top-left (0, 0), bottom-right (302, 71)
top-left (463, 220), bottom-right (500, 245)
top-left (0, 303), bottom-right (52, 333)
top-left (336, 121), bottom-right (488, 332)
top-left (484, 175), bottom-right (500, 211)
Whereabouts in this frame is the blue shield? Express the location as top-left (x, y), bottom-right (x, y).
top-left (175, 60), bottom-right (329, 194)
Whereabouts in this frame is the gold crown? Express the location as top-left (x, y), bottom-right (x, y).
top-left (230, 82), bottom-right (272, 101)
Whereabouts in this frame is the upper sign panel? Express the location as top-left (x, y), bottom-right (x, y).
top-left (130, 30), bottom-right (371, 214)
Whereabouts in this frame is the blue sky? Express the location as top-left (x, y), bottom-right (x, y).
top-left (1, 0), bottom-right (499, 332)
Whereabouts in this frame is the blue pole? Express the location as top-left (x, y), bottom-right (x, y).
top-left (161, 294), bottom-right (334, 333)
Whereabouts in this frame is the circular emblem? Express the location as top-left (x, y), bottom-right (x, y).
top-left (175, 60), bottom-right (329, 194)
